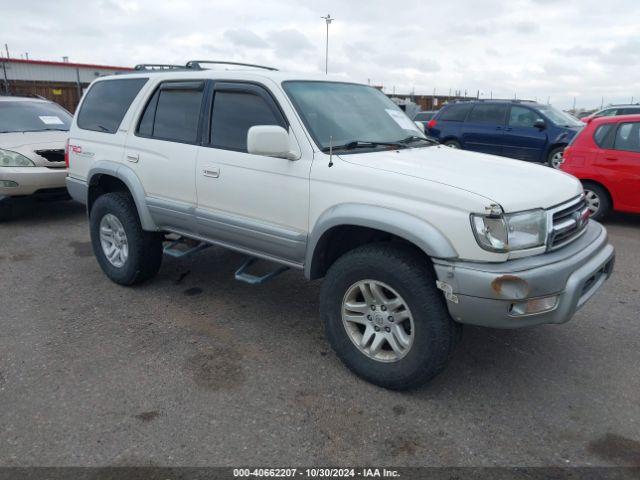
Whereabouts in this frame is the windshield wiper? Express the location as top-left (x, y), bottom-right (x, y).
top-left (321, 140), bottom-right (404, 152)
top-left (396, 135), bottom-right (438, 146)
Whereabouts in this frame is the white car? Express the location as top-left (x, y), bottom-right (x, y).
top-left (0, 95), bottom-right (71, 220)
top-left (65, 61), bottom-right (615, 389)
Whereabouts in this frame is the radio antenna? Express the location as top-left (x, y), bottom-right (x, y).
top-left (328, 136), bottom-right (334, 167)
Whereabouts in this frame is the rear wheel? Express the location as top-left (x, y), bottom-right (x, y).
top-left (90, 192), bottom-right (163, 285)
top-left (442, 139), bottom-right (461, 149)
top-left (582, 182), bottom-right (611, 221)
top-left (547, 147), bottom-right (565, 168)
top-left (320, 243), bottom-right (460, 390)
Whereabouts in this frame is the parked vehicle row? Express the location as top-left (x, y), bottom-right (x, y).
top-left (61, 62), bottom-right (615, 390)
top-left (580, 104), bottom-right (640, 123)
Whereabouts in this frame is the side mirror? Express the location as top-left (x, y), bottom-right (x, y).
top-left (533, 118), bottom-right (546, 129)
top-left (414, 121), bottom-right (425, 133)
top-left (247, 125), bottom-right (299, 160)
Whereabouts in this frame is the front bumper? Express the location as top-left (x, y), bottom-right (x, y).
top-left (0, 166), bottom-right (67, 197)
top-left (433, 221), bottom-right (615, 328)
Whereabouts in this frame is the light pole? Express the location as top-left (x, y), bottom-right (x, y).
top-left (321, 14), bottom-right (334, 74)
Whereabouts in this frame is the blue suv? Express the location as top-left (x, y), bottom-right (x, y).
top-left (426, 100), bottom-right (584, 167)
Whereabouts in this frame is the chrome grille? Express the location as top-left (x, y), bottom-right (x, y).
top-left (547, 195), bottom-right (590, 250)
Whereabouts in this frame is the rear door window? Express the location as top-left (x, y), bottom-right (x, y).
top-left (136, 81), bottom-right (205, 143)
top-left (210, 87), bottom-right (285, 152)
top-left (467, 104), bottom-right (508, 124)
top-left (77, 78), bottom-right (147, 133)
top-left (613, 122), bottom-right (640, 153)
top-left (439, 104), bottom-right (472, 121)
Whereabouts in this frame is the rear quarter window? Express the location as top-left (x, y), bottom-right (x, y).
top-left (77, 78), bottom-right (148, 134)
top-left (438, 104), bottom-right (472, 121)
top-left (593, 124), bottom-right (614, 148)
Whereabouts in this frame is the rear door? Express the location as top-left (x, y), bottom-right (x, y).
top-left (461, 103), bottom-right (507, 156)
top-left (596, 121), bottom-right (640, 210)
top-left (502, 105), bottom-right (548, 161)
top-left (124, 80), bottom-right (206, 233)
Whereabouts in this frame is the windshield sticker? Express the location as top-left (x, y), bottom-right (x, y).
top-left (39, 116), bottom-right (65, 125)
top-left (385, 109), bottom-right (417, 130)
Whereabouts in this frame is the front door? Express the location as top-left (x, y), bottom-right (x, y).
top-left (502, 105), bottom-right (548, 161)
top-left (195, 82), bottom-right (310, 265)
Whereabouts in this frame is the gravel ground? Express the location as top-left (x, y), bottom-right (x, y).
top-left (0, 201), bottom-right (639, 467)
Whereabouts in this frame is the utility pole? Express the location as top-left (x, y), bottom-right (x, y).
top-left (321, 14), bottom-right (334, 75)
top-left (4, 44), bottom-right (9, 59)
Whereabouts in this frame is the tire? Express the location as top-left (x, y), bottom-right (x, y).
top-left (90, 192), bottom-right (163, 286)
top-left (547, 146), bottom-right (565, 169)
top-left (442, 139), bottom-right (461, 149)
top-left (320, 243), bottom-right (460, 390)
top-left (582, 182), bottom-right (611, 221)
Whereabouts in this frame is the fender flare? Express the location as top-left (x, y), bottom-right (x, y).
top-left (304, 203), bottom-right (458, 279)
top-left (87, 160), bottom-right (158, 231)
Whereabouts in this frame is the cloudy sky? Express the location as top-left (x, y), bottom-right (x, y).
top-left (1, 0), bottom-right (638, 109)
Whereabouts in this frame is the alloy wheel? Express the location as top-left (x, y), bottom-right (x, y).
top-left (341, 279), bottom-right (415, 363)
top-left (99, 213), bottom-right (129, 268)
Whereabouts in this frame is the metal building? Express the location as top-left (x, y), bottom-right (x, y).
top-left (0, 58), bottom-right (132, 112)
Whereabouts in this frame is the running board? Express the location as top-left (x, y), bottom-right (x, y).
top-left (235, 257), bottom-right (289, 285)
top-left (163, 237), bottom-right (210, 258)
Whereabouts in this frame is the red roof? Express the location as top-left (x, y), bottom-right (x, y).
top-left (0, 57), bottom-right (133, 71)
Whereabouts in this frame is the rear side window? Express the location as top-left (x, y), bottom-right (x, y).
top-left (621, 107), bottom-right (640, 115)
top-left (414, 112), bottom-right (433, 121)
top-left (467, 104), bottom-right (508, 124)
top-left (593, 124), bottom-right (614, 148)
top-left (613, 122), bottom-right (640, 153)
top-left (77, 78), bottom-right (147, 133)
top-left (210, 91), bottom-right (284, 152)
top-left (439, 104), bottom-right (472, 122)
top-left (137, 81), bottom-right (205, 143)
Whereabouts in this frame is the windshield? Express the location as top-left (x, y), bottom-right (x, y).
top-left (537, 105), bottom-right (583, 127)
top-left (283, 81), bottom-right (428, 151)
top-left (0, 100), bottom-right (72, 133)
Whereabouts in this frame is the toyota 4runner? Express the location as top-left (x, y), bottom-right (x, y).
top-left (66, 61), bottom-right (615, 389)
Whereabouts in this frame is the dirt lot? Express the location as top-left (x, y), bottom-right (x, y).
top-left (1, 201), bottom-right (639, 467)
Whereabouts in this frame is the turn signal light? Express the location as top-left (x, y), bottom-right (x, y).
top-left (510, 295), bottom-right (558, 316)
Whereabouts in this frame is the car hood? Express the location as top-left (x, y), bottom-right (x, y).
top-left (0, 130), bottom-right (68, 149)
top-left (338, 145), bottom-right (583, 212)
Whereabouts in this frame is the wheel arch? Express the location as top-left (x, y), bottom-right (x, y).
top-left (87, 161), bottom-right (158, 231)
top-left (581, 178), bottom-right (614, 208)
top-left (304, 204), bottom-right (457, 280)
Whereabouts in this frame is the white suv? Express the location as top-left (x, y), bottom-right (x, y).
top-left (66, 61), bottom-right (615, 389)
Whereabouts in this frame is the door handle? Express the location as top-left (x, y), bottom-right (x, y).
top-left (505, 127), bottom-right (512, 131)
top-left (203, 167), bottom-right (220, 178)
top-left (604, 157), bottom-right (618, 162)
top-left (496, 126), bottom-right (503, 130)
top-left (126, 153), bottom-right (139, 163)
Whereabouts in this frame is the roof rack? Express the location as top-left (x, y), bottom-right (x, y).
top-left (134, 64), bottom-right (187, 71)
top-left (185, 60), bottom-right (278, 71)
top-left (452, 98), bottom-right (537, 104)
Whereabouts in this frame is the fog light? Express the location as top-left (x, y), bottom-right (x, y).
top-left (510, 295), bottom-right (558, 316)
top-left (0, 180), bottom-right (18, 188)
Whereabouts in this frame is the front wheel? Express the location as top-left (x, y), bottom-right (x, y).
top-left (320, 243), bottom-right (460, 390)
top-left (90, 192), bottom-right (163, 285)
top-left (547, 147), bottom-right (565, 168)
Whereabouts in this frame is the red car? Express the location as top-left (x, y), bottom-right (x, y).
top-left (561, 114), bottom-right (640, 220)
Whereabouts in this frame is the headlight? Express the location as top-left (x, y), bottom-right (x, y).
top-left (471, 209), bottom-right (547, 252)
top-left (0, 149), bottom-right (36, 167)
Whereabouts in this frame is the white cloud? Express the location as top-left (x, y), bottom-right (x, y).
top-left (0, 0), bottom-right (638, 108)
